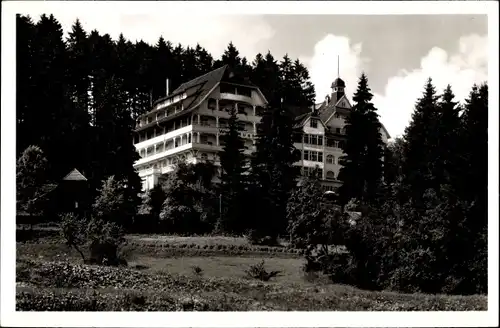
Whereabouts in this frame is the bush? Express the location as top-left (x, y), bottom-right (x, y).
top-left (245, 260), bottom-right (281, 282)
top-left (59, 213), bottom-right (126, 266)
top-left (191, 265), bottom-right (203, 276)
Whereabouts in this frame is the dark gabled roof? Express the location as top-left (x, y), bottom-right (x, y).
top-left (169, 65), bottom-right (228, 98)
top-left (293, 112), bottom-right (312, 129)
top-left (62, 168), bottom-right (87, 181)
top-left (136, 65), bottom-right (263, 133)
top-left (319, 101), bottom-right (337, 123)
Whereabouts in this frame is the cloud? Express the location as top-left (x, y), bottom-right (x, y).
top-left (301, 34), bottom-right (368, 105)
top-left (305, 33), bottom-right (488, 140)
top-left (373, 33), bottom-right (488, 139)
top-left (25, 12), bottom-right (275, 60)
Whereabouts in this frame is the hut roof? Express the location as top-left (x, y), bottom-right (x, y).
top-left (62, 169), bottom-right (87, 181)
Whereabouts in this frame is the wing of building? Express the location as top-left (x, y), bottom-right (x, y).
top-left (292, 77), bottom-right (391, 193)
top-left (133, 65), bottom-right (268, 190)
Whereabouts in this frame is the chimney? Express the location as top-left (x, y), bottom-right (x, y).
top-left (166, 79), bottom-right (170, 97)
top-left (325, 95), bottom-right (330, 105)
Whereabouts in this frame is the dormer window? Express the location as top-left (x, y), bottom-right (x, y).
top-left (310, 119), bottom-right (318, 128)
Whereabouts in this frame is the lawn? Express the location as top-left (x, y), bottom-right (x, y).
top-left (16, 232), bottom-right (488, 311)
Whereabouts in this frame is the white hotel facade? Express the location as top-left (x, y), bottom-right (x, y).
top-left (133, 66), bottom-right (390, 192)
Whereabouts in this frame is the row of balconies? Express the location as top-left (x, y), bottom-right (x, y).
top-left (134, 132), bottom-right (255, 167)
top-left (137, 92), bottom-right (263, 129)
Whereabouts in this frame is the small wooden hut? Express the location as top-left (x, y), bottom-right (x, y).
top-left (57, 168), bottom-right (90, 216)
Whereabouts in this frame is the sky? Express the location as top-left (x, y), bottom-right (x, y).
top-left (16, 6), bottom-right (488, 139)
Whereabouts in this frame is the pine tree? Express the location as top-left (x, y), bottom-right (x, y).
top-left (218, 106), bottom-right (247, 233)
top-left (434, 85), bottom-right (462, 193)
top-left (279, 54), bottom-right (295, 106)
top-left (194, 43), bottom-right (214, 75)
top-left (293, 59), bottom-right (316, 108)
top-left (402, 78), bottom-right (440, 204)
top-left (29, 14), bottom-right (70, 179)
top-left (115, 33), bottom-right (136, 117)
top-left (251, 51), bottom-right (281, 107)
top-left (66, 19), bottom-right (93, 178)
top-left (250, 105), bottom-right (301, 240)
top-left (170, 44), bottom-right (185, 91)
top-left (338, 73), bottom-right (384, 205)
top-left (132, 40), bottom-right (154, 117)
top-left (181, 46), bottom-right (200, 82)
top-left (152, 36), bottom-right (173, 101)
top-left (16, 15), bottom-right (37, 155)
top-left (460, 83), bottom-right (488, 224)
top-left (219, 41), bottom-right (242, 68)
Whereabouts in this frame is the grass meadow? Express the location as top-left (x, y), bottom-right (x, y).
top-left (16, 226), bottom-right (487, 311)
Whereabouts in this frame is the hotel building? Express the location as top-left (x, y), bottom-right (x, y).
top-left (292, 77), bottom-right (391, 192)
top-left (133, 65), bottom-right (268, 190)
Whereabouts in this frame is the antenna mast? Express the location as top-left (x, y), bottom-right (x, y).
top-left (337, 55), bottom-right (340, 78)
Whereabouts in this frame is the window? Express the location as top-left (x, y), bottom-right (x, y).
top-left (188, 134), bottom-right (192, 143)
top-left (326, 154), bottom-right (335, 164)
top-left (208, 98), bottom-right (217, 110)
top-left (318, 152), bottom-right (323, 162)
top-left (310, 135), bottom-right (318, 145)
top-left (310, 119), bottom-right (318, 128)
top-left (303, 150), bottom-right (310, 160)
top-left (326, 171), bottom-right (336, 180)
top-left (338, 141), bottom-right (345, 149)
top-left (237, 87), bottom-right (252, 97)
top-left (318, 136), bottom-right (323, 146)
top-left (311, 152), bottom-right (318, 162)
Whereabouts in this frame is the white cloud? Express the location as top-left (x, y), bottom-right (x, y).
top-left (25, 12), bottom-right (275, 60)
top-left (305, 33), bottom-right (488, 140)
top-left (301, 34), bottom-right (368, 105)
top-left (373, 34), bottom-right (488, 139)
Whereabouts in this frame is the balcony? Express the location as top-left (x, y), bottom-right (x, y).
top-left (220, 92), bottom-right (253, 104)
top-left (137, 167), bottom-right (162, 178)
top-left (134, 125), bottom-right (193, 150)
top-left (134, 143), bottom-right (193, 167)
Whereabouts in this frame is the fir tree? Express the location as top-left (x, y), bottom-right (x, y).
top-left (152, 36), bottom-right (173, 101)
top-left (30, 14), bottom-right (70, 179)
top-left (338, 73), bottom-right (384, 205)
top-left (66, 19), bottom-right (93, 178)
top-left (194, 43), bottom-right (214, 75)
top-left (402, 78), bottom-right (440, 204)
top-left (250, 105), bottom-right (301, 240)
top-left (16, 15), bottom-right (37, 155)
top-left (251, 51), bottom-right (281, 107)
top-left (218, 106), bottom-right (247, 233)
top-left (219, 41), bottom-right (242, 68)
top-left (433, 85), bottom-right (462, 193)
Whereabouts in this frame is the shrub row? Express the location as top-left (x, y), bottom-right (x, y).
top-left (16, 260), bottom-right (277, 294)
top-left (127, 240), bottom-right (304, 255)
top-left (16, 288), bottom-right (256, 311)
top-left (16, 260), bottom-right (487, 311)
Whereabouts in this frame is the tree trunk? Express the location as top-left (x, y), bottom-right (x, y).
top-left (72, 243), bottom-right (86, 262)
